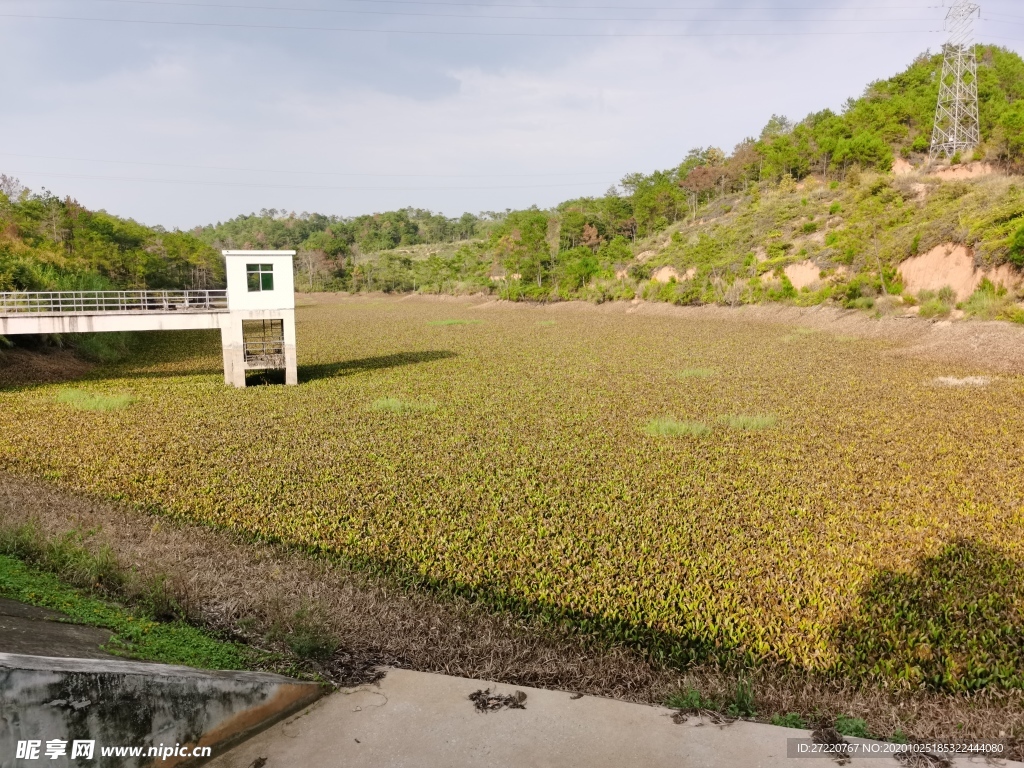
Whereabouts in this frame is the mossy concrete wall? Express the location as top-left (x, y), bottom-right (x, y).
top-left (0, 653), bottom-right (321, 767)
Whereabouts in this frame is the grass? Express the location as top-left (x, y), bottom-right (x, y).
top-left (2, 297), bottom-right (1024, 695)
top-left (665, 678), bottom-right (756, 718)
top-left (427, 319), bottom-right (481, 326)
top-left (370, 397), bottom-right (438, 413)
top-left (0, 521), bottom-right (337, 670)
top-left (771, 713), bottom-right (808, 729)
top-left (917, 287), bottom-right (957, 320)
top-left (645, 417), bottom-right (710, 437)
top-left (665, 686), bottom-right (714, 712)
top-left (834, 715), bottom-right (872, 738)
top-left (0, 551), bottom-right (254, 669)
top-left (721, 414), bottom-right (778, 430)
top-left (56, 389), bottom-right (135, 411)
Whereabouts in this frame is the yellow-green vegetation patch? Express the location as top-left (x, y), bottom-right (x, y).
top-left (370, 397), bottom-right (438, 413)
top-left (676, 367), bottom-right (717, 379)
top-left (4, 298), bottom-right (1024, 693)
top-left (721, 414), bottom-right (778, 430)
top-left (427, 319), bottom-right (481, 326)
top-left (57, 389), bottom-right (135, 412)
top-left (536, 320), bottom-right (557, 327)
top-left (645, 417), bottom-right (710, 437)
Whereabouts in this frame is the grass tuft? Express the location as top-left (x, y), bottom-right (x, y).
top-left (771, 713), bottom-right (808, 729)
top-left (665, 686), bottom-right (713, 712)
top-left (645, 417), bottom-right (710, 437)
top-left (427, 319), bottom-right (481, 327)
top-left (726, 677), bottom-right (757, 718)
top-left (57, 389), bottom-right (135, 412)
top-left (371, 397), bottom-right (438, 414)
top-left (834, 715), bottom-right (871, 738)
top-left (721, 414), bottom-right (778, 431)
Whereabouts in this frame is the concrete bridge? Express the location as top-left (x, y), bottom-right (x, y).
top-left (0, 251), bottom-right (297, 388)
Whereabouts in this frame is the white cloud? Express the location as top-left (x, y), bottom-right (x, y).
top-left (0, 1), bottom-right (1016, 227)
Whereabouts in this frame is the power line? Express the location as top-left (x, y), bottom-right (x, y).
top-left (0, 152), bottom-right (611, 180)
top-left (0, 12), bottom-right (941, 36)
top-left (7, 0), bottom-right (941, 22)
top-left (1, 0), bottom-right (944, 12)
top-left (0, 4), bottom-right (942, 24)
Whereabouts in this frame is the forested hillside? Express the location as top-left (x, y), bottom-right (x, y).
top-left (196, 45), bottom-right (1024, 306)
top-left (4, 46), bottom-right (1024, 316)
top-left (0, 176), bottom-right (222, 293)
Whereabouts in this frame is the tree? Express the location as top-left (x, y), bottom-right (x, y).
top-left (491, 210), bottom-right (552, 289)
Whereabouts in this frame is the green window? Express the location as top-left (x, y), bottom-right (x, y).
top-left (246, 264), bottom-right (274, 292)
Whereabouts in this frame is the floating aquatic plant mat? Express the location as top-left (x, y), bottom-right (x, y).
top-left (2, 296), bottom-right (1023, 692)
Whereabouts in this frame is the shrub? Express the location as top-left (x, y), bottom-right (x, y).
top-left (917, 286), bottom-right (957, 319)
top-left (1009, 225), bottom-right (1024, 268)
top-left (918, 298), bottom-right (951, 319)
top-left (962, 278), bottom-right (1010, 320)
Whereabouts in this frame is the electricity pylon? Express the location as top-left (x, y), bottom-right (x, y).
top-left (930, 0), bottom-right (982, 159)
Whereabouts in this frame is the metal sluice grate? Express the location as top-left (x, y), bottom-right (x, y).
top-left (242, 319), bottom-right (286, 369)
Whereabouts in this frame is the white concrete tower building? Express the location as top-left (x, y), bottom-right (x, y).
top-left (220, 250), bottom-right (298, 388)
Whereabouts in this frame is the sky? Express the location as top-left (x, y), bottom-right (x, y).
top-left (0, 0), bottom-right (1022, 229)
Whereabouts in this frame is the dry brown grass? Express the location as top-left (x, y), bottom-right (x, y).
top-left (0, 347), bottom-right (94, 388)
top-left (1, 471), bottom-right (1021, 748)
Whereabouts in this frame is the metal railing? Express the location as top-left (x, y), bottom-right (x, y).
top-left (0, 290), bottom-right (229, 316)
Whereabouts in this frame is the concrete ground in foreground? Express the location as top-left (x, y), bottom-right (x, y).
top-left (0, 597), bottom-right (115, 659)
top-left (209, 667), bottom-right (1016, 768)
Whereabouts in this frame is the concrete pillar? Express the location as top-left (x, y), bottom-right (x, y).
top-left (283, 309), bottom-right (298, 386)
top-left (220, 315), bottom-right (247, 388)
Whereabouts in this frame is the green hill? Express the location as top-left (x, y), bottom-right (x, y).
top-left (0, 180), bottom-right (222, 293)
top-left (4, 46), bottom-right (1024, 321)
top-left (194, 46), bottom-right (1024, 314)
